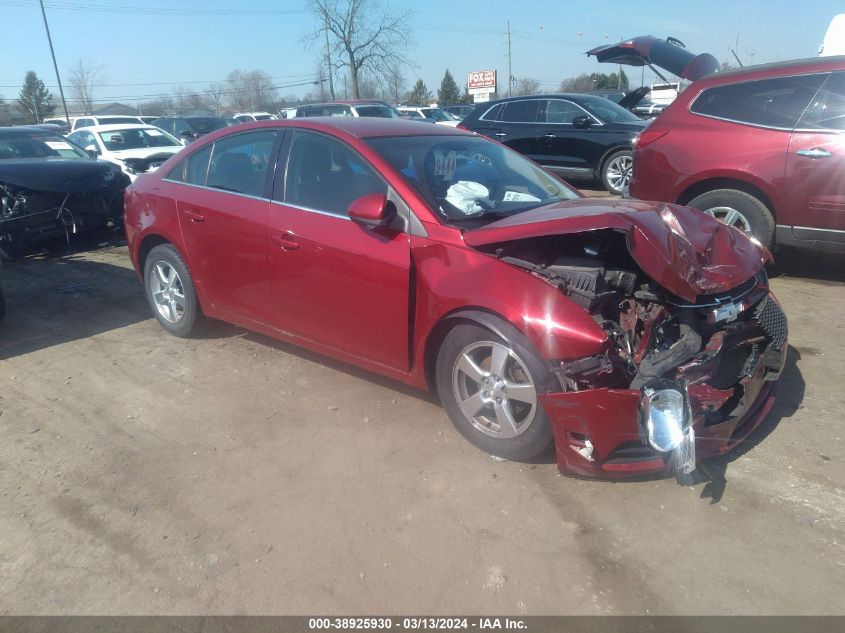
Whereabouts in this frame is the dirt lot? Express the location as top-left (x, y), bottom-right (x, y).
top-left (0, 232), bottom-right (843, 616)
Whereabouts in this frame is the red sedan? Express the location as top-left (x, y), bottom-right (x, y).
top-left (124, 118), bottom-right (786, 479)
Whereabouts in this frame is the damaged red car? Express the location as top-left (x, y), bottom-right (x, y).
top-left (124, 118), bottom-right (787, 479)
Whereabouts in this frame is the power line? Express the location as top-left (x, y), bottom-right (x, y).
top-left (0, 0), bottom-right (308, 15)
top-left (0, 74), bottom-right (317, 89)
top-left (72, 79), bottom-right (323, 104)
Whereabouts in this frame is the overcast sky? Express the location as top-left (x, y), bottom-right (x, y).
top-left (0, 0), bottom-right (839, 106)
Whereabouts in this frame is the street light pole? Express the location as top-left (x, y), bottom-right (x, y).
top-left (38, 0), bottom-right (70, 122)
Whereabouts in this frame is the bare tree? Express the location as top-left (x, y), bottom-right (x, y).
top-left (225, 69), bottom-right (278, 112)
top-left (67, 59), bottom-right (102, 115)
top-left (381, 62), bottom-right (406, 104)
top-left (206, 83), bottom-right (227, 116)
top-left (512, 77), bottom-right (541, 96)
top-left (137, 98), bottom-right (173, 117)
top-left (309, 0), bottom-right (413, 99)
top-left (225, 70), bottom-right (251, 111)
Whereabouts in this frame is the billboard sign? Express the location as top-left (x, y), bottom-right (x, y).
top-left (467, 70), bottom-right (496, 95)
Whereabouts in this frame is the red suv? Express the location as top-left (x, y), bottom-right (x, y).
top-left (628, 56), bottom-right (845, 252)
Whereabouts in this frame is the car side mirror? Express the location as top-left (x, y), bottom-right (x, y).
top-left (572, 115), bottom-right (593, 129)
top-left (84, 144), bottom-right (99, 157)
top-left (348, 193), bottom-right (394, 228)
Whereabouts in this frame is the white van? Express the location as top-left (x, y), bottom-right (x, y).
top-left (820, 14), bottom-right (845, 56)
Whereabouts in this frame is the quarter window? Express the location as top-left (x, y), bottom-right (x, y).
top-left (184, 145), bottom-right (213, 186)
top-left (690, 74), bottom-right (827, 129)
top-left (206, 130), bottom-right (278, 197)
top-left (799, 72), bottom-right (845, 130)
top-left (498, 100), bottom-right (541, 123)
top-left (283, 131), bottom-right (387, 217)
top-left (479, 103), bottom-right (504, 121)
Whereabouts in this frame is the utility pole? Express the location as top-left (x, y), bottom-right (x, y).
top-left (323, 16), bottom-right (335, 100)
top-left (507, 21), bottom-right (512, 97)
top-left (38, 0), bottom-right (69, 122)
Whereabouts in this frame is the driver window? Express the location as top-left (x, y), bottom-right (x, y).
top-left (283, 131), bottom-right (387, 217)
top-left (544, 99), bottom-right (587, 124)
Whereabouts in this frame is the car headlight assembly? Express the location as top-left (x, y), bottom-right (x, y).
top-left (639, 379), bottom-right (696, 475)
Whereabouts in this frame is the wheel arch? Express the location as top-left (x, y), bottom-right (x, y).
top-left (595, 144), bottom-right (633, 180)
top-left (422, 307), bottom-right (551, 393)
top-left (676, 177), bottom-right (777, 221)
top-left (137, 234), bottom-right (174, 285)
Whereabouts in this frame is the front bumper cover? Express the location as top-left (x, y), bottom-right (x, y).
top-left (540, 293), bottom-right (787, 479)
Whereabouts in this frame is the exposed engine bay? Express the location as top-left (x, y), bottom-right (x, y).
top-left (483, 228), bottom-right (787, 475)
top-left (0, 171), bottom-right (128, 257)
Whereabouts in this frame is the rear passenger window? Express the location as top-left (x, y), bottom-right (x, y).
top-left (690, 74), bottom-right (827, 129)
top-left (207, 130), bottom-right (278, 197)
top-left (480, 103), bottom-right (503, 121)
top-left (283, 131), bottom-right (386, 217)
top-left (499, 100), bottom-right (541, 123)
top-left (184, 145), bottom-right (213, 186)
top-left (799, 72), bottom-right (845, 130)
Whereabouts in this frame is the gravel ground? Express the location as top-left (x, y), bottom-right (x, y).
top-left (0, 232), bottom-right (842, 616)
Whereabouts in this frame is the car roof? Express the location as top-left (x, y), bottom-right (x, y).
top-left (696, 55), bottom-right (845, 83)
top-left (72, 123), bottom-right (163, 132)
top-left (205, 117), bottom-right (469, 140)
top-left (472, 93), bottom-right (611, 109)
top-left (0, 126), bottom-right (60, 137)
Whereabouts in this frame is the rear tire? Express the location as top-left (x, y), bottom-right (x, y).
top-left (687, 189), bottom-right (775, 248)
top-left (143, 244), bottom-right (202, 337)
top-left (435, 323), bottom-right (554, 461)
top-left (600, 149), bottom-right (633, 195)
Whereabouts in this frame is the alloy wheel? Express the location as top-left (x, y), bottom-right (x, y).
top-left (451, 341), bottom-right (538, 439)
top-left (605, 154), bottom-right (633, 193)
top-left (149, 260), bottom-right (186, 323)
top-left (703, 206), bottom-right (752, 233)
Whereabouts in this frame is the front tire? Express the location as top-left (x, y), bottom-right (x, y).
top-left (600, 149), bottom-right (633, 195)
top-left (687, 189), bottom-right (775, 248)
top-left (143, 244), bottom-right (202, 337)
top-left (435, 323), bottom-right (554, 461)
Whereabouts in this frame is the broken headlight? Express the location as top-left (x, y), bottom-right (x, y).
top-left (638, 379), bottom-right (696, 475)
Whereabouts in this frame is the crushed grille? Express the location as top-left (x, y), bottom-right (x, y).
top-left (753, 296), bottom-right (787, 350)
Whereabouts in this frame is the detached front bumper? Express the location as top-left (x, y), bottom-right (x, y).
top-left (540, 293), bottom-right (787, 479)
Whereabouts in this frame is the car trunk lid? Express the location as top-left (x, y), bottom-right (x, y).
top-left (587, 36), bottom-right (720, 81)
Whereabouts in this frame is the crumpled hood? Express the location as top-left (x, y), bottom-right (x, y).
top-left (0, 158), bottom-right (129, 193)
top-left (463, 199), bottom-right (770, 302)
top-left (109, 147), bottom-right (180, 160)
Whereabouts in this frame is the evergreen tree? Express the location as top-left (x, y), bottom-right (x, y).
top-left (0, 96), bottom-right (12, 126)
top-left (18, 71), bottom-right (55, 123)
top-left (437, 69), bottom-right (461, 105)
top-left (407, 79), bottom-right (431, 106)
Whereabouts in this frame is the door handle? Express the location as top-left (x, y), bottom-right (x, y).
top-left (183, 209), bottom-right (205, 223)
top-left (796, 148), bottom-right (832, 159)
top-left (543, 133), bottom-right (557, 139)
top-left (273, 231), bottom-right (300, 251)
top-left (494, 132), bottom-right (507, 138)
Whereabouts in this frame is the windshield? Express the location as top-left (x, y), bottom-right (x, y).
top-left (421, 108), bottom-right (450, 122)
top-left (187, 117), bottom-right (228, 133)
top-left (366, 135), bottom-right (579, 225)
top-left (97, 128), bottom-right (182, 151)
top-left (253, 114), bottom-right (275, 120)
top-left (355, 105), bottom-right (401, 118)
top-left (579, 95), bottom-right (642, 123)
top-left (0, 132), bottom-right (89, 159)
